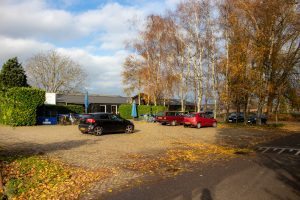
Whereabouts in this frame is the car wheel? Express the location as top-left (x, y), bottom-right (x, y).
top-left (161, 122), bottom-right (166, 125)
top-left (212, 122), bottom-right (217, 127)
top-left (171, 121), bottom-right (177, 126)
top-left (184, 124), bottom-right (188, 128)
top-left (94, 126), bottom-right (103, 136)
top-left (125, 125), bottom-right (134, 134)
top-left (196, 123), bottom-right (201, 129)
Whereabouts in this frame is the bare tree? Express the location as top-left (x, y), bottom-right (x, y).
top-left (26, 50), bottom-right (86, 93)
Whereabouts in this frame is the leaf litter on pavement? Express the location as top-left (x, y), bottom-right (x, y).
top-left (0, 155), bottom-right (111, 200)
top-left (121, 141), bottom-right (253, 177)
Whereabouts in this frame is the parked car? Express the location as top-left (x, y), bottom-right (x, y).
top-left (228, 112), bottom-right (244, 123)
top-left (140, 113), bottom-right (156, 122)
top-left (154, 112), bottom-right (165, 122)
top-left (183, 112), bottom-right (217, 128)
top-left (78, 113), bottom-right (134, 135)
top-left (156, 111), bottom-right (188, 126)
top-left (247, 114), bottom-right (267, 124)
top-left (204, 111), bottom-right (214, 118)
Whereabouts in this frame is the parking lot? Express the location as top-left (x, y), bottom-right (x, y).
top-left (0, 122), bottom-right (218, 168)
top-left (0, 121), bottom-right (299, 198)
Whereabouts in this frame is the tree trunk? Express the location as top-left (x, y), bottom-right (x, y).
top-left (211, 37), bottom-right (217, 119)
top-left (181, 95), bottom-right (185, 112)
top-left (225, 30), bottom-right (230, 122)
top-left (138, 93), bottom-right (141, 106)
top-left (257, 97), bottom-right (264, 125)
top-left (243, 95), bottom-right (249, 125)
top-left (204, 98), bottom-right (208, 112)
top-left (275, 95), bottom-right (280, 124)
top-left (266, 95), bottom-right (274, 116)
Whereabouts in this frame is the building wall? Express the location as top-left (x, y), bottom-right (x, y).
top-left (88, 103), bottom-right (120, 114)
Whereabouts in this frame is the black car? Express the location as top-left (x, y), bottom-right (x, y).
top-left (78, 113), bottom-right (134, 136)
top-left (228, 112), bottom-right (244, 123)
top-left (247, 114), bottom-right (267, 124)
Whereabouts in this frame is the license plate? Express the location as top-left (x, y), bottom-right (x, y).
top-left (80, 128), bottom-right (86, 131)
top-left (185, 122), bottom-right (190, 124)
top-left (229, 120), bottom-right (232, 122)
top-left (158, 117), bottom-right (162, 119)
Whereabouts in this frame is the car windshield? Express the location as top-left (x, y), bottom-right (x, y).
top-left (185, 113), bottom-right (196, 118)
top-left (80, 114), bottom-right (92, 119)
top-left (111, 115), bottom-right (122, 120)
top-left (166, 112), bottom-right (176, 116)
top-left (156, 112), bottom-right (164, 116)
top-left (229, 113), bottom-right (236, 117)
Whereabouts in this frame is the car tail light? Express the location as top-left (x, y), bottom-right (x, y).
top-left (86, 118), bottom-right (96, 123)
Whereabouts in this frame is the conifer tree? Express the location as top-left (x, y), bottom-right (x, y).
top-left (0, 57), bottom-right (28, 90)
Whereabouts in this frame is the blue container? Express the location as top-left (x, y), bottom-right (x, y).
top-left (37, 116), bottom-right (58, 125)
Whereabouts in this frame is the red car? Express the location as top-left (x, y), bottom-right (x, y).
top-left (156, 111), bottom-right (188, 126)
top-left (183, 112), bottom-right (217, 128)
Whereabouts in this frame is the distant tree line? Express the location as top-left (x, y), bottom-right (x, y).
top-left (122, 0), bottom-right (299, 123)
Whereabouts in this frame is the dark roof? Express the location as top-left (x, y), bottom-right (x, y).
top-left (164, 99), bottom-right (194, 106)
top-left (56, 94), bottom-right (129, 104)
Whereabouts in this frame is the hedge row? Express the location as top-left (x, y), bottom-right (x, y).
top-left (119, 104), bottom-right (167, 119)
top-left (37, 104), bottom-right (84, 116)
top-left (0, 87), bottom-right (45, 126)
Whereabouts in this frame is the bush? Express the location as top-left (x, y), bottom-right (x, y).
top-left (152, 105), bottom-right (167, 114)
top-left (119, 104), bottom-right (132, 119)
top-left (119, 104), bottom-right (167, 119)
top-left (0, 87), bottom-right (45, 126)
top-left (137, 105), bottom-right (151, 116)
top-left (37, 105), bottom-right (84, 116)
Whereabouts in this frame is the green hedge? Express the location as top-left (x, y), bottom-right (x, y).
top-left (119, 104), bottom-right (132, 119)
top-left (37, 105), bottom-right (84, 116)
top-left (151, 105), bottom-right (167, 114)
top-left (119, 104), bottom-right (167, 119)
top-left (0, 87), bottom-right (45, 126)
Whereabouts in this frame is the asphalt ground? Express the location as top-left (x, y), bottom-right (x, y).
top-left (101, 154), bottom-right (300, 200)
top-left (101, 132), bottom-right (300, 200)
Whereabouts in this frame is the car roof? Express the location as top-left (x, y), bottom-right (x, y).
top-left (88, 112), bottom-right (112, 115)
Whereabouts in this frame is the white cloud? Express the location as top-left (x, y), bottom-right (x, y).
top-left (165, 0), bottom-right (183, 7)
top-left (0, 36), bottom-right (128, 95)
top-left (0, 1), bottom-right (85, 40)
top-left (54, 47), bottom-right (129, 95)
top-left (0, 36), bottom-right (53, 63)
top-left (0, 0), bottom-right (181, 95)
top-left (0, 1), bottom-right (144, 44)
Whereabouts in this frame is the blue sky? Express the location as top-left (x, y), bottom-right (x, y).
top-left (0, 0), bottom-right (181, 95)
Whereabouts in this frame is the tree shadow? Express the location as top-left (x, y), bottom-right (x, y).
top-left (0, 139), bottom-right (90, 159)
top-left (0, 139), bottom-right (92, 198)
top-left (254, 133), bottom-right (300, 196)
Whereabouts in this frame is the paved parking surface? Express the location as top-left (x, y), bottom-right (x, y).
top-left (0, 122), bottom-right (217, 169)
top-left (0, 122), bottom-right (299, 198)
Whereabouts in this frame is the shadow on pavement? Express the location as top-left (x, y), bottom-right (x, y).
top-left (0, 139), bottom-right (90, 158)
top-left (100, 126), bottom-right (300, 200)
top-left (254, 133), bottom-right (300, 196)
